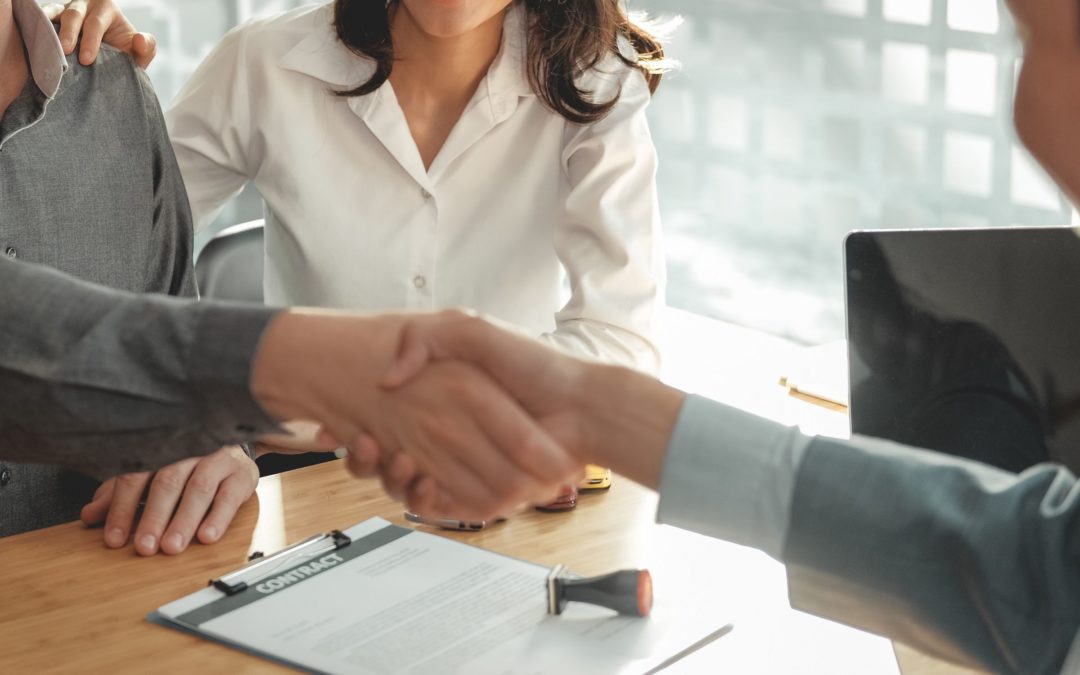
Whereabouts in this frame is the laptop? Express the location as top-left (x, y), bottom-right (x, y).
top-left (844, 227), bottom-right (1080, 473)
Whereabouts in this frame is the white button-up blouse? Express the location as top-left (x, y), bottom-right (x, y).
top-left (166, 2), bottom-right (664, 370)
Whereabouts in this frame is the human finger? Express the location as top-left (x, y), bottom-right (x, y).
top-left (471, 382), bottom-right (581, 487)
top-left (403, 476), bottom-right (441, 517)
top-left (131, 458), bottom-right (198, 555)
top-left (381, 310), bottom-right (487, 388)
top-left (194, 470), bottom-right (259, 547)
top-left (131, 32), bottom-right (157, 69)
top-left (101, 470), bottom-right (151, 548)
top-left (345, 435), bottom-right (382, 479)
top-left (78, 9), bottom-right (113, 65)
top-left (379, 452), bottom-right (420, 502)
top-left (380, 327), bottom-right (432, 388)
top-left (79, 477), bottom-right (115, 525)
top-left (158, 449), bottom-right (254, 554)
top-left (260, 420), bottom-right (341, 454)
top-left (414, 415), bottom-right (509, 518)
top-left (57, 1), bottom-right (89, 55)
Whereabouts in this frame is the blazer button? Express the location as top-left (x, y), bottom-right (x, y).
top-left (5, 246), bottom-right (16, 259)
top-left (0, 467), bottom-right (11, 486)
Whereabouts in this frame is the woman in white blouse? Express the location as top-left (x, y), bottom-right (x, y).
top-left (154, 0), bottom-right (668, 372)
top-left (50, 0), bottom-right (666, 538)
top-left (66, 0), bottom-right (666, 367)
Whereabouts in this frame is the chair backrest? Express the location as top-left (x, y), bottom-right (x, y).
top-left (195, 220), bottom-right (265, 303)
top-left (197, 219), bottom-right (338, 475)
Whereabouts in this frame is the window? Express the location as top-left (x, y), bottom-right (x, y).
top-left (636, 0), bottom-right (1071, 343)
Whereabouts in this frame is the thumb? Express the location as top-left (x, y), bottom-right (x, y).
top-left (132, 32), bottom-right (157, 69)
top-left (380, 323), bottom-right (435, 389)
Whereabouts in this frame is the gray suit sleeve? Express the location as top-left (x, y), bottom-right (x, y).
top-left (135, 65), bottom-right (198, 299)
top-left (783, 435), bottom-right (1080, 674)
top-left (0, 257), bottom-right (281, 478)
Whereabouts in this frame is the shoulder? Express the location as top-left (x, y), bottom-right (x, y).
top-left (219, 3), bottom-right (333, 58)
top-left (575, 45), bottom-right (654, 115)
top-left (59, 43), bottom-right (160, 116)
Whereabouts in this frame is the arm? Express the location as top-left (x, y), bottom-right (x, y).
top-left (610, 383), bottom-right (1079, 674)
top-left (0, 257), bottom-right (279, 478)
top-left (549, 68), bottom-right (665, 372)
top-left (136, 65), bottom-right (197, 297)
top-left (0, 264), bottom-right (579, 522)
top-left (783, 435), bottom-right (1080, 674)
top-left (378, 313), bottom-right (1080, 673)
top-left (164, 25), bottom-right (256, 233)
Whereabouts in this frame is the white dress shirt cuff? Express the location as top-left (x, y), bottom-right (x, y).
top-left (655, 395), bottom-right (811, 559)
top-left (1062, 630), bottom-right (1080, 675)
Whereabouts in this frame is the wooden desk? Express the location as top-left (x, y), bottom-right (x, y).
top-left (2, 457), bottom-right (906, 674)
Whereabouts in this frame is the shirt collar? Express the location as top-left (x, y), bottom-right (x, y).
top-left (12, 0), bottom-right (66, 99)
top-left (279, 1), bottom-right (534, 118)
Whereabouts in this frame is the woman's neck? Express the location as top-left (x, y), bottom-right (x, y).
top-left (388, 4), bottom-right (506, 108)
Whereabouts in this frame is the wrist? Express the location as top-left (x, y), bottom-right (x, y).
top-left (250, 310), bottom-right (403, 426)
top-left (575, 363), bottom-right (686, 489)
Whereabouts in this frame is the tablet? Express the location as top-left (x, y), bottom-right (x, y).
top-left (845, 227), bottom-right (1080, 472)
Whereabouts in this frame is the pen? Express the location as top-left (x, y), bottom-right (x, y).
top-left (404, 511), bottom-right (500, 531)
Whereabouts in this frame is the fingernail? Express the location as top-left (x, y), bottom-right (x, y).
top-left (106, 527), bottom-right (125, 547)
top-left (80, 50), bottom-right (91, 63)
top-left (202, 526), bottom-right (218, 542)
top-left (167, 533), bottom-right (184, 551)
top-left (139, 534), bottom-right (156, 552)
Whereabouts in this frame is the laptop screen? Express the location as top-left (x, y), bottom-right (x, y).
top-left (845, 228), bottom-right (1080, 473)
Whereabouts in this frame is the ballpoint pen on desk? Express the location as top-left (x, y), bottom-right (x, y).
top-left (404, 511), bottom-right (506, 531)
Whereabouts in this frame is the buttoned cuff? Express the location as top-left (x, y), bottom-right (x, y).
top-left (656, 395), bottom-right (810, 560)
top-left (189, 301), bottom-right (284, 442)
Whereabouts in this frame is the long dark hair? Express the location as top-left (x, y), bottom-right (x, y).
top-left (332, 0), bottom-right (667, 124)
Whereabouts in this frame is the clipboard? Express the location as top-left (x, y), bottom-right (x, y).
top-left (150, 518), bottom-right (733, 675)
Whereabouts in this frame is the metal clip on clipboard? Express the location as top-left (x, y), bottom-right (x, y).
top-left (210, 530), bottom-right (352, 596)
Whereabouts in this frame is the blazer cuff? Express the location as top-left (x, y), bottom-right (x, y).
top-left (189, 301), bottom-right (284, 441)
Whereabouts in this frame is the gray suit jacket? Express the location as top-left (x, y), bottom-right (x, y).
top-left (784, 435), bottom-right (1080, 674)
top-left (1, 27), bottom-right (207, 534)
top-left (0, 258), bottom-right (280, 527)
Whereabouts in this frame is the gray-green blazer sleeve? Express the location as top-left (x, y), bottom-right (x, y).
top-left (0, 257), bottom-right (281, 478)
top-left (783, 435), bottom-right (1080, 674)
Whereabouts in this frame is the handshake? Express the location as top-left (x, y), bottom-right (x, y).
top-left (251, 310), bottom-right (687, 520)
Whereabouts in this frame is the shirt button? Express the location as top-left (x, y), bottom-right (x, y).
top-left (5, 246), bottom-right (16, 259)
top-left (0, 467), bottom-right (11, 487)
top-left (413, 275), bottom-right (427, 289)
top-left (420, 187), bottom-right (432, 200)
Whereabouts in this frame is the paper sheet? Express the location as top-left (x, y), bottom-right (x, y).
top-left (156, 518), bottom-right (732, 675)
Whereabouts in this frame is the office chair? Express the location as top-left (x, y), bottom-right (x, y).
top-left (195, 219), bottom-right (337, 476)
top-left (195, 219), bottom-right (265, 303)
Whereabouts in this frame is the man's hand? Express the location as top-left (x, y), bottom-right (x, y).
top-left (250, 311), bottom-right (583, 521)
top-left (43, 0), bottom-right (156, 68)
top-left (377, 311), bottom-right (686, 515)
top-left (80, 445), bottom-right (258, 556)
top-left (1002, 0), bottom-right (1080, 206)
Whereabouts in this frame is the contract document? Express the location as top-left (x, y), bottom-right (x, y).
top-left (152, 518), bottom-right (732, 674)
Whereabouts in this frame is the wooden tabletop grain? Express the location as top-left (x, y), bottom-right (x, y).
top-left (0, 453), bottom-right (984, 674)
